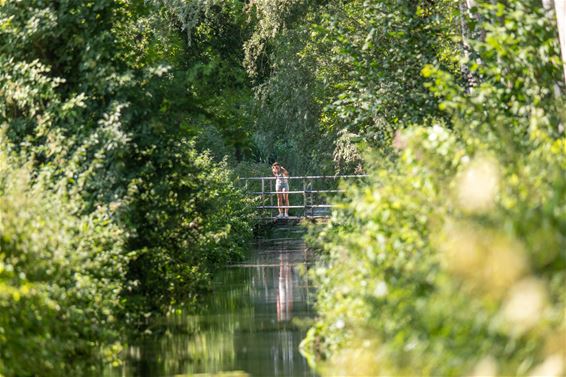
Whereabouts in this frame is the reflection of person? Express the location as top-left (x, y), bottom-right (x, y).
top-left (276, 254), bottom-right (293, 321)
top-left (271, 162), bottom-right (289, 218)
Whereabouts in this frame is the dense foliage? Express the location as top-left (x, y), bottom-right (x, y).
top-left (0, 0), bottom-right (253, 374)
top-left (245, 0), bottom-right (458, 173)
top-left (1, 0), bottom-right (565, 375)
top-left (302, 1), bottom-right (566, 376)
top-left (0, 143), bottom-right (127, 376)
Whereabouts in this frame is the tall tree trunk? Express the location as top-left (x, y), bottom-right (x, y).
top-left (544, 0), bottom-right (566, 87)
top-left (542, 0), bottom-right (554, 10)
top-left (554, 0), bottom-right (566, 83)
top-left (459, 0), bottom-right (480, 90)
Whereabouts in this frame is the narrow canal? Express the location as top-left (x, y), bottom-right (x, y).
top-left (108, 226), bottom-right (318, 377)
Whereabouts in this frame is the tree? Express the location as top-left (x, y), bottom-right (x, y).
top-left (552, 0), bottom-right (566, 82)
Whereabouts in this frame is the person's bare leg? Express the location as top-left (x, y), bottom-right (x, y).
top-left (283, 191), bottom-right (289, 216)
top-left (277, 193), bottom-right (283, 216)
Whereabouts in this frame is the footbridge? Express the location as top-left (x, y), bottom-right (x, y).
top-left (240, 175), bottom-right (367, 223)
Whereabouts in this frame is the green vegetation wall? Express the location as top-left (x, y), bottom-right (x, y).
top-left (302, 1), bottom-right (566, 376)
top-left (2, 0), bottom-right (565, 375)
top-left (0, 144), bottom-right (127, 376)
top-left (0, 0), bottom-right (254, 374)
top-left (244, 0), bottom-right (457, 174)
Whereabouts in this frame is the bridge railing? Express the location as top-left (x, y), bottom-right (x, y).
top-left (240, 175), bottom-right (367, 220)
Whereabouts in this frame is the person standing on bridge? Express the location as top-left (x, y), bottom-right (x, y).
top-left (272, 162), bottom-right (290, 218)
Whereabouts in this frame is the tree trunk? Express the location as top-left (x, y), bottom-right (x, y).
top-left (542, 0), bottom-right (554, 10)
top-left (554, 0), bottom-right (566, 83)
top-left (459, 0), bottom-right (479, 90)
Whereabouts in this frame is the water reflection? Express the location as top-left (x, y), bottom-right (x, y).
top-left (277, 254), bottom-right (293, 322)
top-left (107, 235), bottom-right (317, 377)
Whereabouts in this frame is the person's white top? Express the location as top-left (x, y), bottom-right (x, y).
top-left (275, 172), bottom-right (288, 185)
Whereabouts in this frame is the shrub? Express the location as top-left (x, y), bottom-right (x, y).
top-left (303, 1), bottom-right (566, 375)
top-left (0, 144), bottom-right (128, 377)
top-left (303, 126), bottom-right (566, 376)
top-left (124, 140), bottom-right (255, 313)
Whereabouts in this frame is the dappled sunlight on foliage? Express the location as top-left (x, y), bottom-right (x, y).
top-left (303, 1), bottom-right (566, 376)
top-left (1, 0), bottom-right (566, 374)
top-left (305, 124), bottom-right (566, 376)
top-left (0, 0), bottom-right (255, 374)
top-left (0, 138), bottom-right (128, 376)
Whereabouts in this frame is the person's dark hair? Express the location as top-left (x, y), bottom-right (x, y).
top-left (272, 162), bottom-right (280, 167)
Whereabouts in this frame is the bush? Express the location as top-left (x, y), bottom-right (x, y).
top-left (124, 140), bottom-right (255, 313)
top-left (0, 0), bottom-right (256, 319)
top-left (0, 0), bottom-right (254, 372)
top-left (302, 1), bottom-right (566, 376)
top-left (303, 126), bottom-right (566, 376)
top-left (0, 145), bottom-right (128, 377)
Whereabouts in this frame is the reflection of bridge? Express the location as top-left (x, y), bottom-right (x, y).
top-left (240, 175), bottom-right (367, 222)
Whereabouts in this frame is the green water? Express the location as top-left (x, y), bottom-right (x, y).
top-left (109, 231), bottom-right (318, 377)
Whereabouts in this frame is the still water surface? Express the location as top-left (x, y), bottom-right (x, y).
top-left (109, 229), bottom-right (318, 377)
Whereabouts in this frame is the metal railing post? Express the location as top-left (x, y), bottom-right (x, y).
top-left (261, 178), bottom-right (265, 218)
top-left (270, 179), bottom-right (273, 219)
top-left (310, 178), bottom-right (315, 217)
top-left (303, 178), bottom-right (307, 218)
